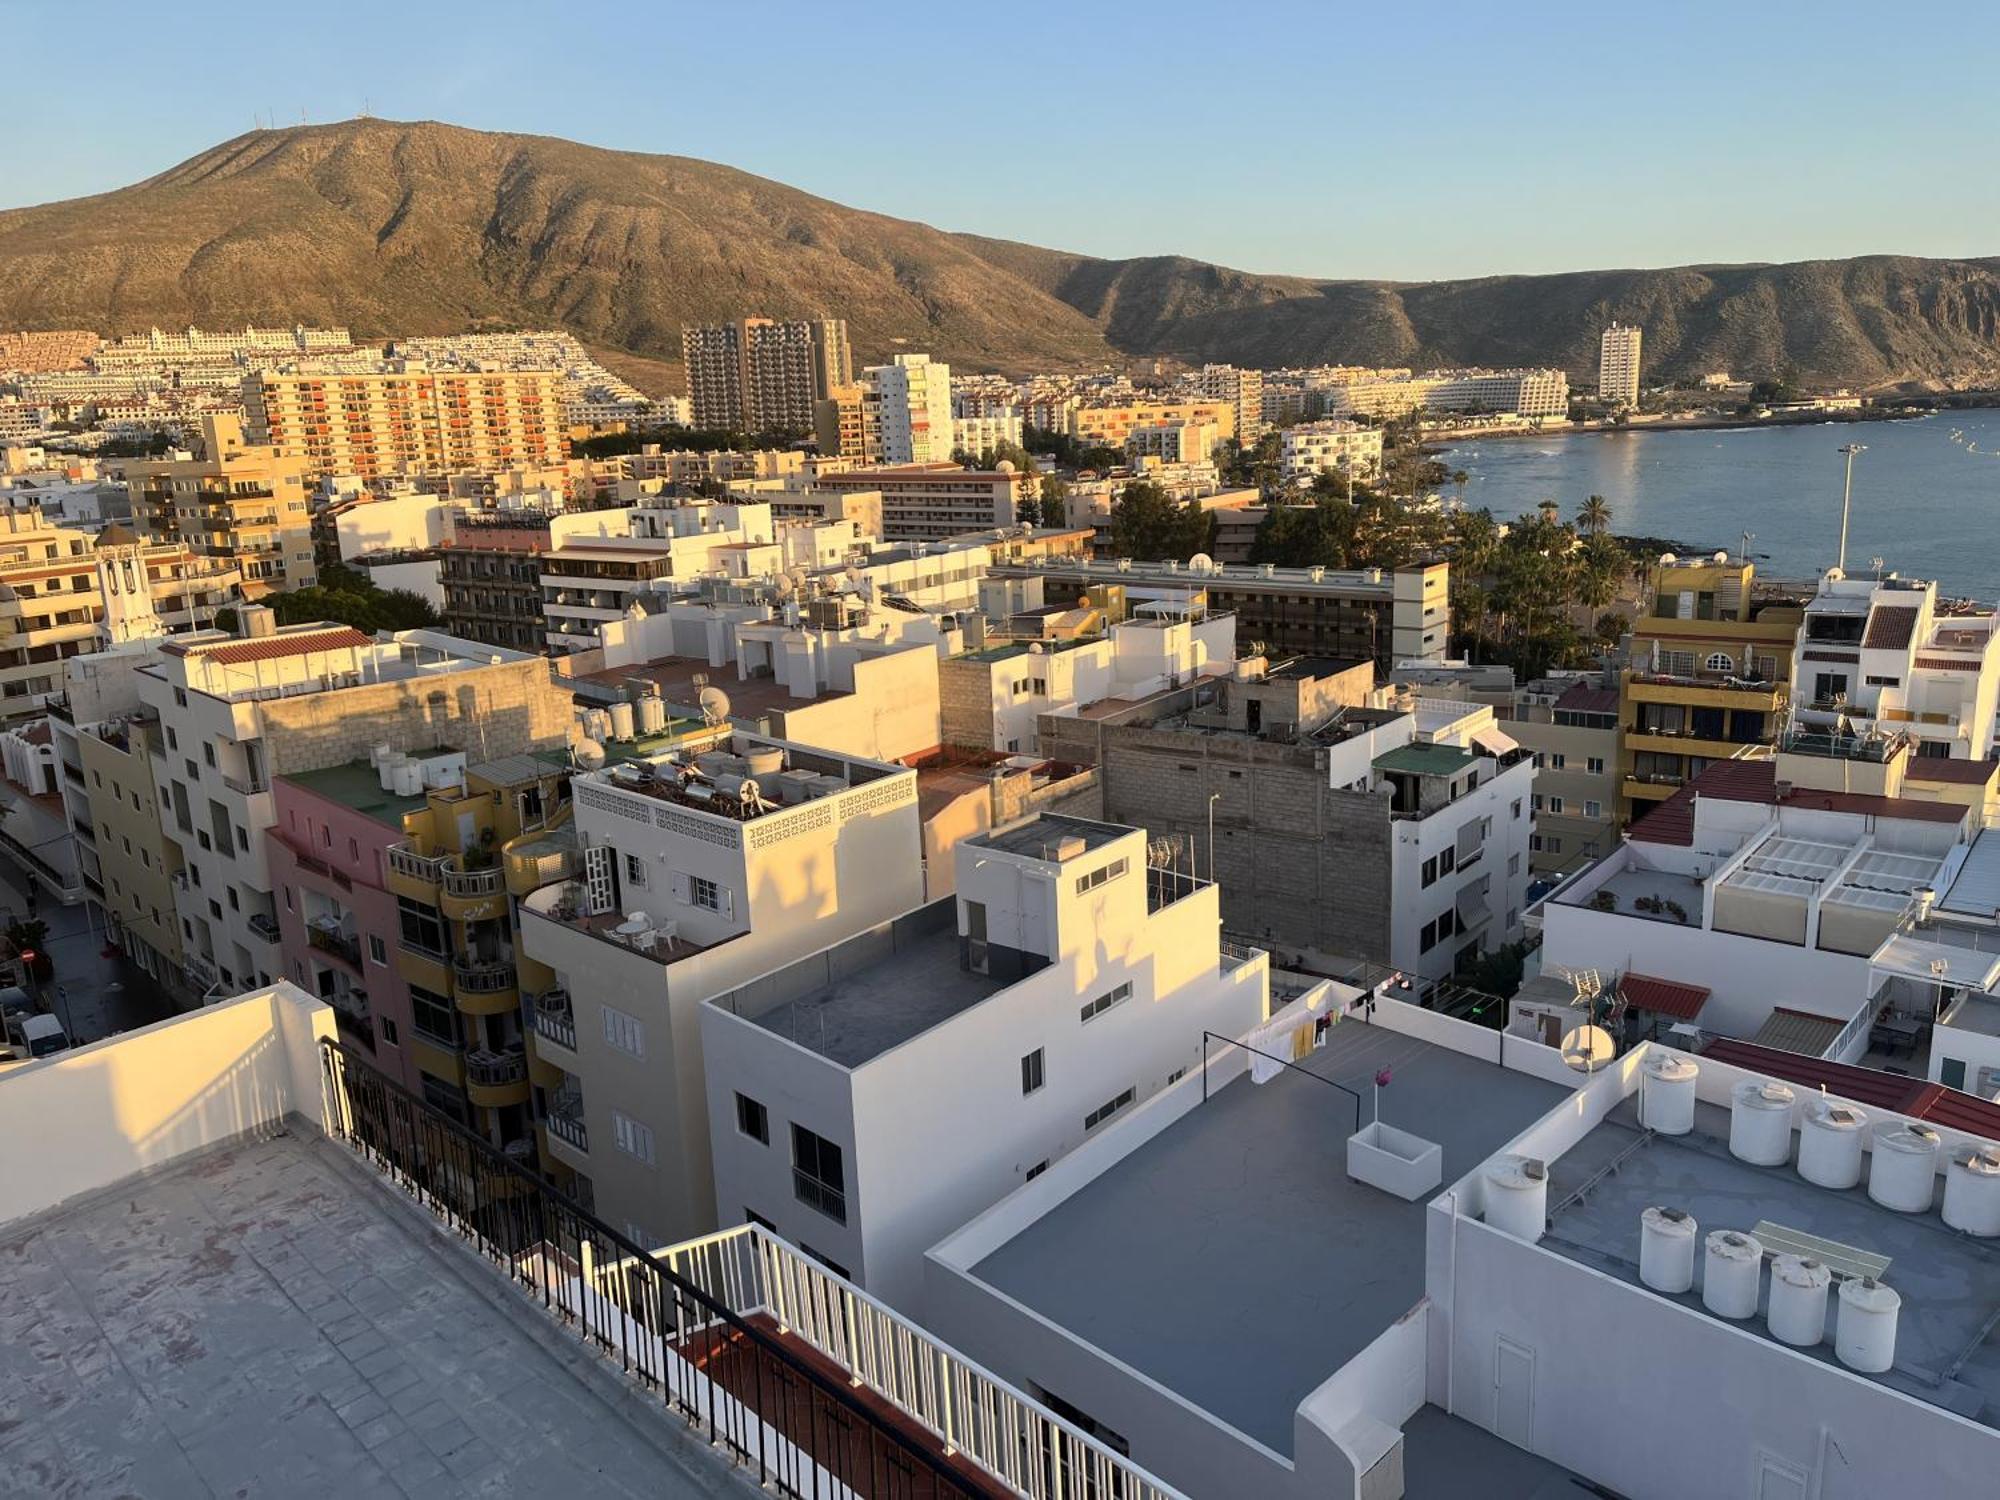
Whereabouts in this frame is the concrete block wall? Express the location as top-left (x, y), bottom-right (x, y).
top-left (937, 658), bottom-right (997, 750)
top-left (262, 658), bottom-right (574, 775)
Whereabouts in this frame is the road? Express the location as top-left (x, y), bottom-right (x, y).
top-left (0, 854), bottom-right (178, 1046)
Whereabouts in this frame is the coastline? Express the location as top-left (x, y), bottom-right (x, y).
top-left (1434, 407), bottom-right (1925, 447)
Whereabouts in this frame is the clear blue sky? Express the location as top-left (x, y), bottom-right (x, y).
top-left (3, 0), bottom-right (1992, 281)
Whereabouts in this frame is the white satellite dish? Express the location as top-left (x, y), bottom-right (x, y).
top-left (573, 739), bottom-right (606, 770)
top-left (1188, 552), bottom-right (1215, 573)
top-left (699, 685), bottom-right (732, 724)
top-left (1560, 1024), bottom-right (1616, 1073)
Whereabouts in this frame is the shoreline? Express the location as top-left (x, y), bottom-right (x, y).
top-left (1433, 407), bottom-right (1926, 447)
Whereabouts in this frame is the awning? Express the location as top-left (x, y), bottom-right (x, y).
top-left (1748, 1007), bottom-right (1847, 1058)
top-left (1869, 932), bottom-right (2000, 992)
top-left (1618, 972), bottom-right (1711, 1020)
top-left (1473, 727), bottom-right (1520, 758)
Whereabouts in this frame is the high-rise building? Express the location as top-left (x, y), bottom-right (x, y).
top-left (127, 412), bottom-right (317, 596)
top-left (679, 317), bottom-right (850, 433)
top-left (863, 353), bottom-right (953, 464)
top-left (242, 368), bottom-right (567, 480)
top-left (1189, 363), bottom-right (1266, 446)
top-left (1599, 322), bottom-right (1643, 407)
top-left (812, 381), bottom-right (877, 462)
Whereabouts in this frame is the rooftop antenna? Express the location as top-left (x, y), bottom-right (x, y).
top-left (1835, 442), bottom-right (1866, 573)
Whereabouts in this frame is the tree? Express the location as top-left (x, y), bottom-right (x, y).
top-left (1577, 494), bottom-right (1612, 536)
top-left (1037, 474), bottom-right (1071, 529)
top-left (1109, 480), bottom-right (1212, 562)
top-left (268, 561), bottom-right (440, 634)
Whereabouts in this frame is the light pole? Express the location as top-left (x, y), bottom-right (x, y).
top-left (1836, 443), bottom-right (1866, 572)
top-left (1207, 792), bottom-right (1220, 884)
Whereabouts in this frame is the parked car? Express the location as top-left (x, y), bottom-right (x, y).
top-left (3, 1011), bottom-right (68, 1060)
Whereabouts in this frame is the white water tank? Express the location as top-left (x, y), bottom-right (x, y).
top-left (607, 701), bottom-right (636, 741)
top-left (637, 694), bottom-right (667, 735)
top-left (370, 742), bottom-right (395, 768)
top-left (376, 751), bottom-right (406, 792)
top-left (1798, 1099), bottom-right (1869, 1190)
top-left (1642, 1052), bottom-right (1699, 1136)
top-left (1483, 1156), bottom-right (1549, 1243)
top-left (1702, 1230), bottom-right (1764, 1319)
top-left (1942, 1146), bottom-right (2000, 1237)
top-left (584, 708), bottom-right (613, 742)
top-left (393, 761), bottom-right (423, 796)
top-left (1869, 1124), bottom-right (1941, 1213)
top-left (1835, 1277), bottom-right (1900, 1373)
top-left (1639, 1206), bottom-right (1698, 1293)
top-left (744, 745), bottom-right (786, 778)
top-left (1728, 1079), bottom-right (1795, 1166)
top-left (1767, 1255), bottom-right (1832, 1347)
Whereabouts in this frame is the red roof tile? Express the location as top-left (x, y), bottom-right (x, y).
top-left (164, 627), bottom-right (372, 666)
top-left (1905, 757), bottom-right (1998, 786)
top-left (1619, 972), bottom-right (1710, 1020)
top-left (1864, 606), bottom-right (1919, 651)
top-left (1629, 760), bottom-right (1778, 846)
top-left (1555, 682), bottom-right (1619, 716)
top-left (1700, 1038), bottom-right (2000, 1144)
top-left (1914, 655), bottom-right (1982, 673)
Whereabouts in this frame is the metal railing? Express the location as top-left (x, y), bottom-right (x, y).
top-left (308, 926), bottom-right (362, 966)
top-left (319, 1039), bottom-right (1043, 1499)
top-left (533, 990), bottom-right (577, 1051)
top-left (387, 844), bottom-right (447, 884)
top-left (443, 863), bottom-right (505, 900)
top-left (453, 955), bottom-right (517, 994)
top-left (465, 1047), bottom-right (528, 1088)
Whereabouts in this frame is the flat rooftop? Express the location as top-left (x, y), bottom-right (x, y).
top-left (581, 657), bottom-right (850, 715)
top-left (284, 760), bottom-right (430, 828)
top-left (971, 813), bottom-right (1127, 860)
top-left (971, 1018), bottom-right (1569, 1455)
top-left (1542, 1098), bottom-right (2000, 1430)
top-left (0, 1132), bottom-right (733, 1497)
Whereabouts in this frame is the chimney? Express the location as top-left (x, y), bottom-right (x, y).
top-left (238, 604), bottom-right (278, 639)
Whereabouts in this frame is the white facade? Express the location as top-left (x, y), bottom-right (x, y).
top-left (1598, 324), bottom-right (1642, 407)
top-left (865, 354), bottom-right (954, 465)
top-left (334, 493), bottom-right (462, 561)
top-left (700, 817), bottom-right (1270, 1307)
top-left (952, 412), bottom-right (1023, 459)
top-left (1280, 420), bottom-right (1386, 485)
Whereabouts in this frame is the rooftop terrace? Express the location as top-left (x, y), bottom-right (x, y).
top-left (283, 759), bottom-right (431, 828)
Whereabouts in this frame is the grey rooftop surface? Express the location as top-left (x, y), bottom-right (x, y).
top-left (1543, 1098), bottom-right (2000, 1430)
top-left (971, 1016), bottom-right (1570, 1456)
top-left (738, 923), bottom-right (1005, 1068)
top-left (972, 813), bottom-right (1128, 860)
top-left (0, 1132), bottom-right (742, 1498)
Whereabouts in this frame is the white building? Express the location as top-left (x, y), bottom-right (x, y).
top-left (1599, 323), bottom-right (1642, 407)
top-left (865, 354), bottom-right (954, 465)
top-left (1125, 421), bottom-right (1220, 466)
top-left (1280, 420), bottom-right (1386, 486)
top-left (699, 814), bottom-right (1272, 1306)
top-left (952, 411), bottom-right (1023, 460)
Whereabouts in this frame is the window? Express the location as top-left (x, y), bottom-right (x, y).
top-left (1420, 909), bottom-right (1462, 952)
top-left (1548, 752), bottom-right (1566, 770)
top-left (1084, 1088), bottom-right (1135, 1132)
top-left (736, 1093), bottom-right (769, 1144)
top-left (409, 985), bottom-right (456, 1046)
top-left (1547, 796), bottom-right (1565, 814)
top-left (1508, 853), bottom-right (1521, 876)
top-left (1421, 847), bottom-right (1457, 888)
top-left (1584, 800), bottom-right (1603, 818)
top-left (398, 897), bottom-right (446, 956)
top-left (1021, 1048), bottom-right (1045, 1095)
top-left (799, 1244), bottom-right (851, 1279)
top-left (792, 1125), bottom-right (847, 1223)
top-left (380, 1018), bottom-right (399, 1045)
top-left (613, 1110), bottom-right (656, 1166)
top-left (1704, 652), bottom-right (1736, 673)
top-left (1546, 835), bottom-right (1563, 854)
top-left (1080, 981), bottom-right (1132, 1023)
top-left (1586, 756), bottom-right (1606, 775)
top-left (1531, 794), bottom-right (1544, 812)
top-left (1074, 858), bottom-right (1129, 895)
top-left (603, 1004), bottom-right (646, 1058)
top-left (689, 875), bottom-right (720, 911)
top-left (623, 854), bottom-right (648, 889)
top-left (1167, 1066), bottom-right (1188, 1085)
top-left (367, 935), bottom-right (387, 965)
top-left (1511, 799), bottom-right (1522, 820)
top-left (1813, 671), bottom-right (1849, 703)
top-left (1025, 1160), bottom-right (1049, 1181)
top-left (1865, 674), bottom-right (1901, 688)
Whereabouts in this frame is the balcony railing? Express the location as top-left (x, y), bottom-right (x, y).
top-left (442, 864), bottom-right (505, 900)
top-left (387, 844), bottom-right (447, 885)
top-left (453, 955), bottom-right (516, 993)
top-left (247, 912), bottom-right (282, 943)
top-left (533, 989), bottom-right (577, 1051)
top-left (1781, 729), bottom-right (1908, 763)
top-left (546, 1099), bottom-right (588, 1153)
top-left (307, 926), bottom-right (362, 966)
top-left (465, 1047), bottom-right (527, 1088)
top-left (221, 771), bottom-right (269, 796)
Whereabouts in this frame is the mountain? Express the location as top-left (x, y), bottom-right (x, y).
top-left (3, 119), bottom-right (1998, 391)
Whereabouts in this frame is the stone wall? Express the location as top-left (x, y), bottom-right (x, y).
top-left (261, 658), bottom-right (573, 776)
top-left (938, 658), bottom-right (996, 750)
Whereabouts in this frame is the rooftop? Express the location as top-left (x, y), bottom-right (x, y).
top-left (579, 657), bottom-right (850, 716)
top-left (283, 759), bottom-right (431, 828)
top-left (970, 1017), bottom-right (1568, 1455)
top-left (1372, 741), bottom-right (1477, 777)
top-left (1630, 759), bottom-right (1968, 847)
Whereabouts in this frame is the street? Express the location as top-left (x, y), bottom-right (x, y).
top-left (0, 853), bottom-right (178, 1046)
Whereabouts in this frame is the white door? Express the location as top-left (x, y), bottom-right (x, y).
top-left (1493, 1336), bottom-right (1534, 1448)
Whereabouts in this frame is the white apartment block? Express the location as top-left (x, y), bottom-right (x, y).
top-left (700, 814), bottom-right (1271, 1306)
top-left (1280, 419), bottom-right (1386, 485)
top-left (1187, 364), bottom-right (1266, 446)
top-left (951, 411), bottom-right (1023, 458)
top-left (865, 354), bottom-right (954, 465)
top-left (1125, 421), bottom-right (1219, 466)
top-left (812, 464), bottom-right (1030, 542)
top-left (1599, 323), bottom-right (1642, 407)
top-left (93, 324), bottom-right (353, 367)
top-left (517, 736), bottom-right (925, 1246)
top-left (1321, 369), bottom-right (1570, 421)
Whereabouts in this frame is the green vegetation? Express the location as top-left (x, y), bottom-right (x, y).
top-left (1109, 480), bottom-right (1213, 561)
top-left (269, 562), bottom-right (440, 634)
top-left (572, 425), bottom-right (803, 459)
top-left (1036, 473), bottom-right (1071, 529)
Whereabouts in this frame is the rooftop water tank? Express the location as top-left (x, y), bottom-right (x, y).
top-left (1869, 1123), bottom-right (1941, 1213)
top-left (1702, 1230), bottom-right (1763, 1320)
top-left (376, 751), bottom-right (406, 792)
top-left (1798, 1099), bottom-right (1869, 1190)
top-left (637, 694), bottom-right (668, 736)
top-left (1642, 1053), bottom-right (1699, 1136)
top-left (1482, 1156), bottom-right (1548, 1243)
top-left (1639, 1206), bottom-right (1698, 1293)
top-left (583, 708), bottom-right (613, 743)
top-left (607, 701), bottom-right (636, 742)
top-left (392, 761), bottom-right (423, 797)
top-left (1835, 1277), bottom-right (1900, 1373)
top-left (744, 746), bottom-right (785, 778)
top-left (1728, 1079), bottom-right (1795, 1167)
top-left (1942, 1146), bottom-right (2000, 1237)
top-left (1767, 1255), bottom-right (1832, 1347)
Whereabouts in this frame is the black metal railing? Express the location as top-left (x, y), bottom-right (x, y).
top-left (317, 1039), bottom-right (990, 1499)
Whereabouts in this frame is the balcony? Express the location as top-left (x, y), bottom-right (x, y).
top-left (247, 912), bottom-right (282, 944)
top-left (547, 1094), bottom-right (588, 1156)
top-left (532, 988), bottom-right (577, 1054)
top-left (439, 859), bottom-right (506, 922)
top-left (452, 954), bottom-right (519, 1014)
top-left (1627, 675), bottom-right (1785, 713)
top-left (1621, 772), bottom-right (1685, 802)
top-left (307, 925), bottom-right (362, 968)
top-left (385, 843), bottom-right (446, 901)
top-left (221, 771), bottom-right (269, 797)
top-left (1781, 729), bottom-right (1910, 763)
top-left (465, 1046), bottom-right (530, 1108)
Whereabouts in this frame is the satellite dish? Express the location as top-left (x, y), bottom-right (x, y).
top-left (1029, 642), bottom-right (1045, 655)
top-left (1188, 552), bottom-right (1215, 573)
top-left (573, 739), bottom-right (606, 770)
top-left (1560, 1025), bottom-right (1616, 1073)
top-left (699, 685), bottom-right (732, 723)
top-left (774, 573), bottom-right (796, 597)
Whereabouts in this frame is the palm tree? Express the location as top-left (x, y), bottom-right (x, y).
top-left (1577, 494), bottom-right (1612, 536)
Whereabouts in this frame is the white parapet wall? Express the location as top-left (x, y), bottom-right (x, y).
top-left (0, 983), bottom-right (336, 1226)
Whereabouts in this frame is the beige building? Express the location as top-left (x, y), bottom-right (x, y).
top-left (73, 708), bottom-right (189, 1001)
top-left (1510, 677), bottom-right (1622, 872)
top-left (1125, 421), bottom-right (1219, 466)
top-left (1280, 419), bottom-right (1386, 486)
top-left (1599, 323), bottom-right (1643, 407)
top-left (1188, 364), bottom-right (1266, 446)
top-left (814, 382), bottom-right (877, 463)
top-left (242, 368), bottom-right (566, 481)
top-left (128, 413), bottom-right (315, 593)
top-left (1073, 399), bottom-right (1236, 451)
top-left (680, 317), bottom-right (850, 433)
top-left (812, 463), bottom-right (1031, 542)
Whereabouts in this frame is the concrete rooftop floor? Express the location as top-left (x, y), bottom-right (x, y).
top-left (971, 1017), bottom-right (1570, 1456)
top-left (1544, 1098), bottom-right (2000, 1429)
top-left (0, 1132), bottom-right (744, 1498)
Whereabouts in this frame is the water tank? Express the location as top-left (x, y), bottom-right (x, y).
top-left (1728, 1079), bottom-right (1795, 1167)
top-left (583, 708), bottom-right (613, 742)
top-left (1482, 1156), bottom-right (1548, 1243)
top-left (1835, 1277), bottom-right (1900, 1373)
top-left (1639, 1206), bottom-right (1698, 1293)
top-left (370, 742), bottom-right (395, 768)
top-left (376, 751), bottom-right (406, 792)
top-left (637, 694), bottom-right (668, 735)
top-left (393, 761), bottom-right (423, 797)
top-left (1767, 1255), bottom-right (1832, 1347)
top-left (607, 701), bottom-right (636, 741)
top-left (1798, 1099), bottom-right (1869, 1190)
top-left (744, 745), bottom-right (785, 778)
top-left (1869, 1124), bottom-right (1941, 1213)
top-left (1942, 1146), bottom-right (2000, 1237)
top-left (1642, 1052), bottom-right (1699, 1136)
top-left (1702, 1230), bottom-right (1763, 1319)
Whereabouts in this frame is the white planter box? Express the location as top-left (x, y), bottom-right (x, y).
top-left (1347, 1121), bottom-right (1443, 1200)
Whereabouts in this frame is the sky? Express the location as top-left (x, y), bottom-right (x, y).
top-left (3, 0), bottom-right (1994, 282)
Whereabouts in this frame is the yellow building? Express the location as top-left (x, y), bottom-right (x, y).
top-left (1072, 399), bottom-right (1236, 452)
top-left (72, 711), bottom-right (190, 1003)
top-left (244, 367), bottom-right (567, 481)
top-left (1618, 557), bottom-right (1804, 821)
top-left (126, 412), bottom-right (315, 596)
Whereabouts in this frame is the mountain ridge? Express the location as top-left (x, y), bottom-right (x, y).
top-left (3, 118), bottom-right (1998, 391)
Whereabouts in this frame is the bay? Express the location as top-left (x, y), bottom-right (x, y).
top-left (1444, 409), bottom-right (2000, 601)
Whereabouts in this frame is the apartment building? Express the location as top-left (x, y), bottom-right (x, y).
top-left (951, 410), bottom-right (1023, 460)
top-left (864, 353), bottom-right (953, 465)
top-left (1620, 555), bottom-right (1804, 822)
top-left (94, 323), bottom-right (352, 367)
top-left (1042, 660), bottom-right (1534, 983)
top-left (680, 316), bottom-right (850, 433)
top-left (0, 328), bottom-right (99, 371)
top-left (438, 516), bottom-right (552, 652)
top-left (1279, 419), bottom-right (1386, 485)
top-left (700, 814), bottom-right (1271, 1306)
top-left (135, 615), bottom-right (572, 1003)
top-left (1319, 368), bottom-right (1571, 421)
top-left (1599, 322), bottom-right (1643, 407)
top-left (0, 720), bottom-right (82, 901)
top-left (607, 445), bottom-right (806, 489)
top-left (1511, 675), bottom-right (1620, 872)
top-left (1124, 421), bottom-right (1218, 466)
top-left (1072, 399), bottom-right (1235, 452)
top-left (1186, 363), bottom-right (1265, 446)
top-left (812, 381), bottom-right (876, 463)
top-left (1003, 556), bottom-right (1451, 669)
top-left (126, 412), bottom-right (315, 594)
top-left (516, 735), bottom-right (924, 1245)
top-left (811, 463), bottom-right (1030, 541)
top-left (242, 367), bottom-right (566, 480)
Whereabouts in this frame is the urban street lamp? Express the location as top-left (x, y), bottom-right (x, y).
top-left (1836, 443), bottom-right (1866, 573)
